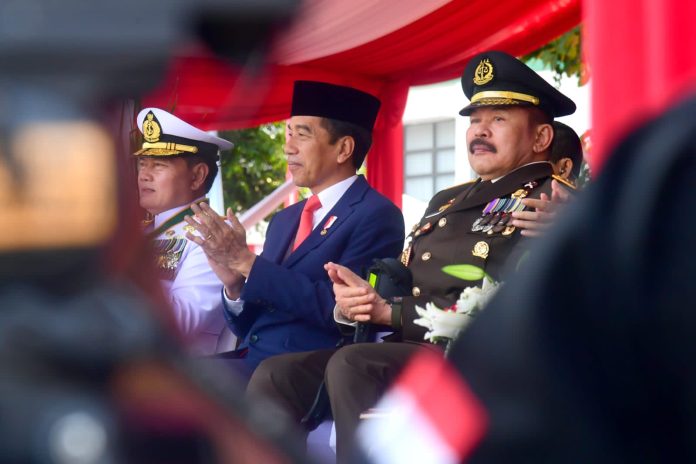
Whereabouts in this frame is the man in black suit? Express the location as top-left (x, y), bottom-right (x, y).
top-left (248, 50), bottom-right (576, 463)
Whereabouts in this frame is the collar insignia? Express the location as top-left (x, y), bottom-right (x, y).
top-left (511, 188), bottom-right (529, 199)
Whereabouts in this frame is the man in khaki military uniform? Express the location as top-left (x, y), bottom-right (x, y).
top-left (247, 50), bottom-right (577, 463)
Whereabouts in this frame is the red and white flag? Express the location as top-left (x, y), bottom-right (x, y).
top-left (357, 349), bottom-right (487, 464)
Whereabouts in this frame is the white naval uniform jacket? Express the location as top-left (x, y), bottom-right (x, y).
top-left (152, 202), bottom-right (232, 355)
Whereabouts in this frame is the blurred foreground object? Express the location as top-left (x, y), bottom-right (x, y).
top-left (0, 1), bottom-right (310, 462)
top-left (0, 0), bottom-right (296, 256)
top-left (0, 122), bottom-right (116, 252)
top-left (0, 0), bottom-right (297, 100)
top-left (0, 282), bottom-right (308, 463)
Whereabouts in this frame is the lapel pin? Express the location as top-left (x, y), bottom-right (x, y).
top-left (320, 215), bottom-right (337, 235)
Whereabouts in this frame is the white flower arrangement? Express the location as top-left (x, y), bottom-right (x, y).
top-left (413, 265), bottom-right (500, 347)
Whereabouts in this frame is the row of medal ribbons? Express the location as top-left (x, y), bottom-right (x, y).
top-left (471, 196), bottom-right (527, 236)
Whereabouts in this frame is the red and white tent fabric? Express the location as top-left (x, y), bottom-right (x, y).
top-left (145, 0), bottom-right (696, 202)
top-left (144, 0), bottom-right (581, 206)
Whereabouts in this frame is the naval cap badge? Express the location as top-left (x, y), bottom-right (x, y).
top-left (143, 111), bottom-right (161, 143)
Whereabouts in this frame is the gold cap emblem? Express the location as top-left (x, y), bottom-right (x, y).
top-left (472, 240), bottom-right (489, 259)
top-left (473, 58), bottom-right (494, 86)
top-left (143, 112), bottom-right (161, 143)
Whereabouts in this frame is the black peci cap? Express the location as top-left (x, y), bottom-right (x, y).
top-left (459, 50), bottom-right (576, 118)
top-left (291, 81), bottom-right (381, 132)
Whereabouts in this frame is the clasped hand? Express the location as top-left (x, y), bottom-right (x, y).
top-left (325, 262), bottom-right (391, 325)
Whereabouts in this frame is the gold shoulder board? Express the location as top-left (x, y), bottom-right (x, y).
top-left (551, 174), bottom-right (577, 190)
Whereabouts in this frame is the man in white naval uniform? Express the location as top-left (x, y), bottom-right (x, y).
top-left (134, 107), bottom-right (233, 355)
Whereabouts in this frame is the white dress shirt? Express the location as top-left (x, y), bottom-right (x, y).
top-left (224, 175), bottom-right (359, 315)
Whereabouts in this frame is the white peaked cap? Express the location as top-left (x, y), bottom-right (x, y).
top-left (134, 107), bottom-right (233, 156)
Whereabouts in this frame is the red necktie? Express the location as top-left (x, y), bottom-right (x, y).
top-left (293, 195), bottom-right (322, 251)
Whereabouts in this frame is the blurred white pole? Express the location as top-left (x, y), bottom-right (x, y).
top-left (208, 131), bottom-right (225, 215)
top-left (239, 179), bottom-right (296, 228)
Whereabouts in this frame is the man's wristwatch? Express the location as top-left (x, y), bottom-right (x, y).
top-left (390, 296), bottom-right (403, 330)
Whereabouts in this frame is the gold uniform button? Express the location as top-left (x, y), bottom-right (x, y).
top-left (438, 217), bottom-right (447, 227)
top-left (412, 287), bottom-right (421, 297)
top-left (421, 252), bottom-right (431, 261)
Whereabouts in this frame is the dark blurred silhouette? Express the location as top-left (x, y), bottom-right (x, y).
top-left (0, 1), bottom-right (318, 463)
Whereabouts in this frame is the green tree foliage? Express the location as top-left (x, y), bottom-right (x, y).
top-left (524, 26), bottom-right (591, 184)
top-left (524, 26), bottom-right (583, 85)
top-left (218, 123), bottom-right (287, 213)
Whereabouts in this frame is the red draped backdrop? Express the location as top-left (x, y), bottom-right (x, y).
top-left (585, 0), bottom-right (696, 167)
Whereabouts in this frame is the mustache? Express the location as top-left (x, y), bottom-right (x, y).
top-left (469, 139), bottom-right (497, 154)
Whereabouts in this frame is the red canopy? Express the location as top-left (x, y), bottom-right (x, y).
top-left (145, 0), bottom-right (581, 205)
top-left (586, 0), bottom-right (696, 167)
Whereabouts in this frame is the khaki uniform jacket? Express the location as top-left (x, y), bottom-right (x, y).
top-left (398, 162), bottom-right (561, 342)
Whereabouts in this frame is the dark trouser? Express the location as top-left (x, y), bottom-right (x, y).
top-left (247, 343), bottom-right (422, 463)
top-left (200, 349), bottom-right (256, 387)
top-left (247, 348), bottom-right (338, 425)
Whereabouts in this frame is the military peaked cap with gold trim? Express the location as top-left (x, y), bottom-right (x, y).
top-left (459, 50), bottom-right (576, 118)
top-left (133, 107), bottom-right (233, 158)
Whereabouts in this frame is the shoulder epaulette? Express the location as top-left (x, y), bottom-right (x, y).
top-left (453, 179), bottom-right (477, 188)
top-left (551, 174), bottom-right (577, 190)
top-left (437, 179), bottom-right (476, 195)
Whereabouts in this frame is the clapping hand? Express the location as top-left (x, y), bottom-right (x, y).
top-left (511, 180), bottom-right (572, 237)
top-left (184, 202), bottom-right (255, 297)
